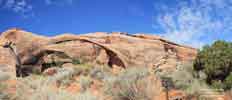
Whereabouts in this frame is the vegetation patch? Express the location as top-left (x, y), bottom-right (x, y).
top-left (194, 40), bottom-right (232, 90)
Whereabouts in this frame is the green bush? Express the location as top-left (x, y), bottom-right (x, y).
top-left (193, 40), bottom-right (232, 90)
top-left (224, 73), bottom-right (232, 90)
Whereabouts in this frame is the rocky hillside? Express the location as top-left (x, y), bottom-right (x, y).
top-left (0, 29), bottom-right (206, 100)
top-left (0, 28), bottom-right (197, 78)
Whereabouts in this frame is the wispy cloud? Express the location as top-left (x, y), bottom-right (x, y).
top-left (2, 0), bottom-right (34, 18)
top-left (0, 0), bottom-right (73, 18)
top-left (153, 0), bottom-right (232, 48)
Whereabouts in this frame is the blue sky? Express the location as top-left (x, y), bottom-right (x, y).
top-left (0, 0), bottom-right (232, 48)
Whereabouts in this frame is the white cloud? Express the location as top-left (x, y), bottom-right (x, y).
top-left (45, 0), bottom-right (73, 5)
top-left (1, 0), bottom-right (73, 18)
top-left (154, 0), bottom-right (232, 48)
top-left (2, 0), bottom-right (34, 18)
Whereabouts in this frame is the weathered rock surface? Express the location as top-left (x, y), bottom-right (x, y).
top-left (0, 47), bottom-right (16, 79)
top-left (0, 28), bottom-right (197, 77)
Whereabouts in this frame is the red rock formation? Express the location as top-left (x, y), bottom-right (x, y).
top-left (0, 28), bottom-right (197, 77)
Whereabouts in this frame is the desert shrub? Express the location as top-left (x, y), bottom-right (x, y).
top-left (30, 88), bottom-right (98, 100)
top-left (89, 66), bottom-right (111, 81)
top-left (70, 63), bottom-right (95, 77)
top-left (172, 63), bottom-right (206, 90)
top-left (72, 66), bottom-right (83, 75)
top-left (104, 67), bottom-right (159, 100)
top-left (194, 40), bottom-right (232, 90)
top-left (156, 63), bottom-right (192, 89)
top-left (0, 64), bottom-right (11, 81)
top-left (16, 72), bottom-right (75, 99)
top-left (117, 67), bottom-right (149, 81)
top-left (0, 92), bottom-right (11, 100)
top-left (16, 74), bottom-right (99, 100)
top-left (0, 83), bottom-right (6, 91)
top-left (0, 71), bottom-right (10, 81)
top-left (79, 76), bottom-right (93, 92)
top-left (0, 71), bottom-right (14, 100)
top-left (90, 67), bottom-right (105, 80)
top-left (89, 67), bottom-right (105, 80)
top-left (16, 75), bottom-right (49, 100)
top-left (45, 67), bottom-right (79, 86)
top-left (72, 58), bottom-right (81, 65)
top-left (0, 84), bottom-right (16, 100)
top-left (52, 68), bottom-right (75, 80)
top-left (73, 91), bottom-right (99, 100)
top-left (157, 62), bottom-right (211, 98)
top-left (0, 82), bottom-right (10, 100)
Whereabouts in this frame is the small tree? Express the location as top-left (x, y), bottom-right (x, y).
top-left (193, 40), bottom-right (232, 90)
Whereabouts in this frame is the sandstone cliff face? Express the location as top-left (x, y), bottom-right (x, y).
top-left (0, 28), bottom-right (197, 77)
